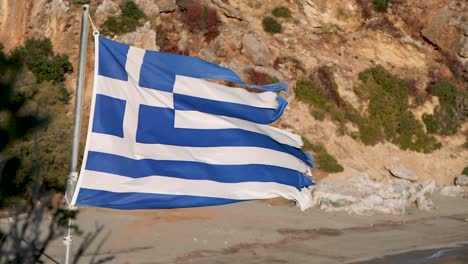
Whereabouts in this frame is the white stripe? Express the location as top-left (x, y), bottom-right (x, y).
top-left (80, 171), bottom-right (313, 210)
top-left (87, 133), bottom-right (309, 172)
top-left (173, 75), bottom-right (278, 109)
top-left (96, 76), bottom-right (174, 108)
top-left (174, 110), bottom-right (303, 148)
top-left (125, 46), bottom-right (146, 83)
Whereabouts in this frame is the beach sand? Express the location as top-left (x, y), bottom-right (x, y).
top-left (44, 194), bottom-right (468, 263)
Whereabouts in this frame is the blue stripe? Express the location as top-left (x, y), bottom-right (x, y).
top-left (135, 105), bottom-right (311, 165)
top-left (85, 151), bottom-right (314, 188)
top-left (174, 94), bottom-right (287, 125)
top-left (98, 37), bottom-right (129, 81)
top-left (76, 188), bottom-right (244, 209)
top-left (92, 94), bottom-right (126, 138)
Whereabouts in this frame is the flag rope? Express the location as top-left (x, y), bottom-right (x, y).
top-left (88, 12), bottom-right (99, 36)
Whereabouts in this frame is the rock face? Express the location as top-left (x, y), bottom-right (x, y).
top-left (385, 164), bottom-right (419, 182)
top-left (241, 34), bottom-right (272, 66)
top-left (312, 174), bottom-right (435, 215)
top-left (114, 22), bottom-right (157, 50)
top-left (135, 0), bottom-right (160, 17)
top-left (421, 2), bottom-right (467, 58)
top-left (455, 174), bottom-right (468, 186)
top-left (155, 0), bottom-right (176, 13)
top-left (213, 0), bottom-right (244, 21)
top-left (95, 0), bottom-right (121, 25)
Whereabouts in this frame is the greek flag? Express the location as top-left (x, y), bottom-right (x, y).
top-left (71, 36), bottom-right (315, 211)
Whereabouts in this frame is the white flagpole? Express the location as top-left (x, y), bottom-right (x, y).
top-left (62, 4), bottom-right (89, 264)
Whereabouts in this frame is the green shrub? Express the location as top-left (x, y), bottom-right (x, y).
top-left (102, 16), bottom-right (139, 36)
top-left (2, 66), bottom-right (72, 192)
top-left (272, 6), bottom-right (291, 18)
top-left (11, 38), bottom-right (72, 83)
top-left (303, 138), bottom-right (344, 173)
top-left (395, 112), bottom-right (441, 153)
top-left (262, 16), bottom-right (283, 33)
top-left (423, 81), bottom-right (467, 135)
top-left (356, 66), bottom-right (440, 152)
top-left (121, 0), bottom-right (146, 20)
top-left (358, 119), bottom-right (382, 146)
top-left (101, 0), bottom-right (146, 36)
top-left (374, 0), bottom-right (390, 12)
top-left (295, 79), bottom-right (326, 109)
top-left (463, 166), bottom-right (468, 175)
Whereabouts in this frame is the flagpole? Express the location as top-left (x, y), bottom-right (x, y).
top-left (62, 3), bottom-right (89, 264)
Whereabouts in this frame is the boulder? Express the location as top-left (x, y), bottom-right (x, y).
top-left (134, 0), bottom-right (160, 17)
top-left (454, 174), bottom-right (468, 186)
top-left (416, 197), bottom-right (435, 212)
top-left (156, 0), bottom-right (176, 13)
top-left (410, 179), bottom-right (436, 202)
top-left (440, 186), bottom-right (465, 197)
top-left (421, 6), bottom-right (467, 58)
top-left (115, 22), bottom-right (157, 50)
top-left (211, 34), bottom-right (227, 57)
top-left (212, 0), bottom-right (244, 21)
top-left (241, 34), bottom-right (273, 66)
top-left (95, 0), bottom-right (121, 25)
top-left (385, 164), bottom-right (419, 182)
top-left (311, 174), bottom-right (419, 216)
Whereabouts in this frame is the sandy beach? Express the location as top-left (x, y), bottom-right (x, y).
top-left (40, 194), bottom-right (468, 263)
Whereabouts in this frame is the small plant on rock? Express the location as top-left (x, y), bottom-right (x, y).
top-left (101, 0), bottom-right (146, 36)
top-left (302, 138), bottom-right (344, 173)
top-left (374, 0), bottom-right (390, 12)
top-left (262, 16), bottom-right (283, 34)
top-left (272, 6), bottom-right (291, 18)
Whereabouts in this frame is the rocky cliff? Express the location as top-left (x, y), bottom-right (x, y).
top-left (0, 0), bottom-right (466, 190)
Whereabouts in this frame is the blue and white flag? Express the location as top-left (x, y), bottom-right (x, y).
top-left (71, 36), bottom-right (315, 211)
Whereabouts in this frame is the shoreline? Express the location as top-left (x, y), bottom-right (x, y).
top-left (352, 243), bottom-right (468, 264)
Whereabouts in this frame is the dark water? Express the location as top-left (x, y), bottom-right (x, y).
top-left (356, 244), bottom-right (468, 264)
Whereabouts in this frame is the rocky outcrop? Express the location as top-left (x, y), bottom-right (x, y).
top-left (312, 174), bottom-right (435, 215)
top-left (155, 0), bottom-right (176, 13)
top-left (385, 163), bottom-right (419, 182)
top-left (135, 0), bottom-right (160, 17)
top-left (114, 22), bottom-right (157, 50)
top-left (94, 0), bottom-right (120, 25)
top-left (421, 2), bottom-right (467, 58)
top-left (213, 0), bottom-right (244, 21)
top-left (440, 185), bottom-right (466, 197)
top-left (455, 174), bottom-right (468, 186)
top-left (241, 34), bottom-right (272, 66)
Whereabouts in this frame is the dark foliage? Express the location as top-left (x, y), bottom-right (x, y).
top-left (11, 38), bottom-right (73, 83)
top-left (262, 16), bottom-right (283, 34)
top-left (101, 0), bottom-right (146, 36)
top-left (374, 0), bottom-right (390, 12)
top-left (302, 138), bottom-right (344, 173)
top-left (272, 6), bottom-right (291, 18)
top-left (423, 81), bottom-right (467, 135)
top-left (355, 66), bottom-right (441, 152)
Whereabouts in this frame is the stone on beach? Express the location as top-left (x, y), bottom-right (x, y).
top-left (454, 174), bottom-right (468, 186)
top-left (385, 163), bottom-right (419, 182)
top-left (312, 173), bottom-right (435, 216)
